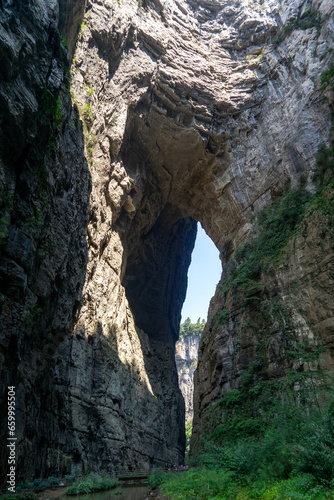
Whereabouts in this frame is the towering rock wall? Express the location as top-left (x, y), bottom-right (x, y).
top-left (190, 0), bottom-right (334, 449)
top-left (176, 334), bottom-right (201, 421)
top-left (0, 0), bottom-right (333, 481)
top-left (0, 0), bottom-right (90, 481)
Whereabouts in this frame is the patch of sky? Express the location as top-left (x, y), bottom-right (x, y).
top-left (181, 223), bottom-right (222, 323)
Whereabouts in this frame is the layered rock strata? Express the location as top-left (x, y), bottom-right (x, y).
top-left (176, 334), bottom-right (201, 421)
top-left (0, 0), bottom-right (334, 481)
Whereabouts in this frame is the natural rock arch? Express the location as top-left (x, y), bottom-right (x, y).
top-left (0, 0), bottom-right (333, 480)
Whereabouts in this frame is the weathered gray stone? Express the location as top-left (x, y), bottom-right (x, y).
top-left (176, 334), bottom-right (201, 421)
top-left (0, 0), bottom-right (334, 482)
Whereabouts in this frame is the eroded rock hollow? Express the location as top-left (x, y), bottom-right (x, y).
top-left (0, 0), bottom-right (333, 479)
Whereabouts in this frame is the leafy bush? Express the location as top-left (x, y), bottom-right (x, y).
top-left (161, 407), bottom-right (334, 498)
top-left (148, 469), bottom-right (169, 489)
top-left (314, 144), bottom-right (334, 185)
top-left (321, 66), bottom-right (334, 92)
top-left (65, 475), bottom-right (75, 483)
top-left (219, 389), bottom-right (242, 407)
top-left (216, 184), bottom-right (312, 313)
top-left (65, 474), bottom-right (117, 495)
top-left (213, 309), bottom-right (229, 327)
top-left (16, 481), bottom-right (32, 491)
top-left (48, 476), bottom-right (60, 486)
top-left (256, 187), bottom-right (311, 262)
top-left (66, 486), bottom-right (78, 495)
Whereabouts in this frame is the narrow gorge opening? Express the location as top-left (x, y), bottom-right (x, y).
top-left (121, 202), bottom-right (222, 463)
top-left (176, 224), bottom-right (222, 458)
top-left (181, 224), bottom-right (222, 324)
top-left (2, 0), bottom-right (334, 487)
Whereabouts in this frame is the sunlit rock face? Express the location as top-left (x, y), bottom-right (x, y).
top-left (176, 335), bottom-right (201, 421)
top-left (0, 0), bottom-right (334, 479)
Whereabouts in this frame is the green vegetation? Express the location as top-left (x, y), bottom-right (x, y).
top-left (216, 181), bottom-right (311, 314)
top-left (71, 88), bottom-right (98, 165)
top-left (148, 469), bottom-right (169, 490)
top-left (66, 473), bottom-right (118, 495)
top-left (85, 132), bottom-right (98, 162)
top-left (80, 20), bottom-right (88, 35)
top-left (321, 66), bottom-right (334, 92)
top-left (40, 86), bottom-right (63, 132)
top-left (185, 419), bottom-right (193, 458)
top-left (213, 308), bottom-right (229, 327)
top-left (57, 30), bottom-right (68, 60)
top-left (16, 477), bottom-right (56, 492)
top-left (214, 153), bottom-right (334, 322)
top-left (179, 318), bottom-right (206, 339)
top-left (152, 370), bottom-right (334, 499)
top-left (0, 217), bottom-right (9, 245)
top-left (272, 8), bottom-right (321, 45)
top-left (161, 140), bottom-right (334, 499)
top-left (2, 494), bottom-right (36, 500)
top-left (0, 186), bottom-right (14, 245)
top-left (155, 467), bottom-right (334, 499)
top-left (314, 144), bottom-right (334, 186)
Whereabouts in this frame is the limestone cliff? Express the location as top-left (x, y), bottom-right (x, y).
top-left (176, 334), bottom-right (201, 421)
top-left (0, 0), bottom-right (334, 481)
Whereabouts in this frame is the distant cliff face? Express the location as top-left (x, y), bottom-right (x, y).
top-left (176, 334), bottom-right (201, 421)
top-left (0, 0), bottom-right (334, 481)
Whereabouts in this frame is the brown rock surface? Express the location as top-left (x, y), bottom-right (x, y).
top-left (0, 0), bottom-right (333, 481)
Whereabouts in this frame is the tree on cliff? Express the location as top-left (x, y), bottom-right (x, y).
top-left (179, 317), bottom-right (205, 338)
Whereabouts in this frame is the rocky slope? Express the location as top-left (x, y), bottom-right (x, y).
top-left (0, 0), bottom-right (334, 481)
top-left (175, 334), bottom-right (201, 421)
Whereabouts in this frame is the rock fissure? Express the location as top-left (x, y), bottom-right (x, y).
top-left (0, 0), bottom-right (334, 480)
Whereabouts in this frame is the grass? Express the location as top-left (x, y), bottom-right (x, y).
top-left (150, 388), bottom-right (334, 498)
top-left (65, 473), bottom-right (118, 495)
top-left (2, 495), bottom-right (37, 500)
top-left (156, 469), bottom-right (334, 499)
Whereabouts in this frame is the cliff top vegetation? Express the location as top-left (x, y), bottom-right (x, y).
top-left (179, 318), bottom-right (206, 339)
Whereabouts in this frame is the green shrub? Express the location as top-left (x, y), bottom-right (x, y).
top-left (48, 476), bottom-right (60, 486)
top-left (66, 486), bottom-right (78, 495)
top-left (313, 144), bottom-right (334, 185)
top-left (213, 309), bottom-right (229, 327)
top-left (65, 474), bottom-right (117, 495)
top-left (219, 389), bottom-right (242, 407)
top-left (321, 66), bottom-right (334, 92)
top-left (65, 475), bottom-right (75, 483)
top-left (16, 481), bottom-right (32, 491)
top-left (148, 469), bottom-right (169, 490)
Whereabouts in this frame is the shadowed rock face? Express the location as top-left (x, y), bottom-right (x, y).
top-left (0, 0), bottom-right (334, 480)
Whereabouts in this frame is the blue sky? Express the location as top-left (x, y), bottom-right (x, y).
top-left (181, 224), bottom-right (222, 323)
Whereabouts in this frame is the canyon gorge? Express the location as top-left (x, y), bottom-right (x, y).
top-left (0, 0), bottom-right (333, 483)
